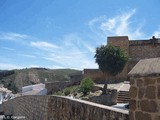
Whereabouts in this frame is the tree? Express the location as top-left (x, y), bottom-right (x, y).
top-left (94, 44), bottom-right (128, 94)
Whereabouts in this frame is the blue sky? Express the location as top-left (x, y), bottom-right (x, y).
top-left (0, 0), bottom-right (160, 70)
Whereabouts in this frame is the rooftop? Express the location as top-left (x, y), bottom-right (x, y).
top-left (128, 57), bottom-right (160, 76)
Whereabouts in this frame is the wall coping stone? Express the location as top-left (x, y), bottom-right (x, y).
top-left (51, 95), bottom-right (129, 115)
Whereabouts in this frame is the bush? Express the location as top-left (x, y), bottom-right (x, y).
top-left (54, 91), bottom-right (64, 96)
top-left (64, 86), bottom-right (80, 96)
top-left (64, 88), bottom-right (71, 96)
top-left (80, 77), bottom-right (94, 95)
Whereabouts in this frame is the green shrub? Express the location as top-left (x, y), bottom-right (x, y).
top-left (80, 77), bottom-right (94, 95)
top-left (63, 86), bottom-right (79, 96)
top-left (53, 91), bottom-right (64, 96)
top-left (64, 88), bottom-right (71, 96)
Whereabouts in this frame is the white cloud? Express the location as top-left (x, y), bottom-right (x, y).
top-left (88, 15), bottom-right (107, 29)
top-left (4, 9), bottom-right (160, 70)
top-left (1, 47), bottom-right (15, 51)
top-left (0, 63), bottom-right (42, 70)
top-left (42, 33), bottom-right (98, 70)
top-left (30, 41), bottom-right (59, 50)
top-left (47, 65), bottom-right (66, 69)
top-left (0, 32), bottom-right (28, 41)
top-left (29, 65), bottom-right (40, 68)
top-left (19, 54), bottom-right (36, 58)
top-left (43, 53), bottom-right (97, 70)
top-left (152, 27), bottom-right (160, 38)
top-left (101, 18), bottom-right (116, 31)
top-left (88, 9), bottom-right (145, 40)
top-left (82, 43), bottom-right (95, 53)
top-left (0, 63), bottom-right (24, 70)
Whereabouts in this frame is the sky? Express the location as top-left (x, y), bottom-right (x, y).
top-left (0, 0), bottom-right (160, 70)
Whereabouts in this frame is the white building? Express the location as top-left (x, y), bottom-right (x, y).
top-left (0, 85), bottom-right (12, 104)
top-left (22, 83), bottom-right (47, 95)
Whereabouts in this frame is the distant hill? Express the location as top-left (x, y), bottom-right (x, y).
top-left (0, 68), bottom-right (81, 93)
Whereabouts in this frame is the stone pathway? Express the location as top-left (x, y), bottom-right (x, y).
top-left (117, 81), bottom-right (130, 91)
top-left (95, 81), bottom-right (130, 92)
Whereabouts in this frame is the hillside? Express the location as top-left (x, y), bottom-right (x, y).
top-left (0, 68), bottom-right (81, 93)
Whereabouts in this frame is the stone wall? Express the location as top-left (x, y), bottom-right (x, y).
top-left (70, 74), bottom-right (83, 85)
top-left (46, 74), bottom-right (83, 95)
top-left (128, 43), bottom-right (160, 71)
top-left (108, 36), bottom-right (129, 81)
top-left (84, 36), bottom-right (129, 82)
top-left (83, 69), bottom-right (106, 83)
top-left (88, 89), bottom-right (117, 106)
top-left (45, 81), bottom-right (72, 94)
top-left (108, 36), bottom-right (129, 55)
top-left (3, 95), bottom-right (49, 119)
top-left (84, 36), bottom-right (160, 82)
top-left (129, 76), bottom-right (160, 120)
top-left (2, 95), bottom-right (129, 120)
top-left (108, 37), bottom-right (160, 81)
top-left (83, 69), bottom-right (127, 83)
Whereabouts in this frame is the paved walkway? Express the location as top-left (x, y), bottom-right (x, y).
top-left (95, 81), bottom-right (130, 92)
top-left (118, 81), bottom-right (130, 91)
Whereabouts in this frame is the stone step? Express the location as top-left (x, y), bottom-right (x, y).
top-left (117, 97), bottom-right (130, 99)
top-left (118, 91), bottom-right (129, 94)
top-left (117, 98), bottom-right (130, 101)
top-left (117, 90), bottom-right (130, 103)
top-left (117, 98), bottom-right (130, 100)
top-left (117, 99), bottom-right (130, 102)
top-left (117, 101), bottom-right (129, 103)
top-left (118, 93), bottom-right (130, 96)
top-left (118, 91), bottom-right (130, 94)
top-left (118, 94), bottom-right (130, 96)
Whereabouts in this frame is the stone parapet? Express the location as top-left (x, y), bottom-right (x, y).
top-left (2, 95), bottom-right (129, 120)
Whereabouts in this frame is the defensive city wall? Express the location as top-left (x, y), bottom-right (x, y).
top-left (2, 95), bottom-right (129, 120)
top-left (84, 36), bottom-right (160, 82)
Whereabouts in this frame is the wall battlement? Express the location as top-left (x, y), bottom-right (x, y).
top-left (129, 38), bottom-right (160, 46)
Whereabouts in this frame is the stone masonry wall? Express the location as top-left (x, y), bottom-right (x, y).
top-left (108, 36), bottom-right (129, 55)
top-left (3, 95), bottom-right (50, 120)
top-left (128, 44), bottom-right (160, 71)
top-left (83, 69), bottom-right (106, 83)
top-left (85, 37), bottom-right (160, 83)
top-left (129, 76), bottom-right (160, 120)
top-left (45, 81), bottom-right (72, 94)
top-left (83, 69), bottom-right (127, 83)
top-left (3, 95), bottom-right (129, 120)
top-left (84, 36), bottom-right (129, 82)
top-left (108, 36), bottom-right (129, 81)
